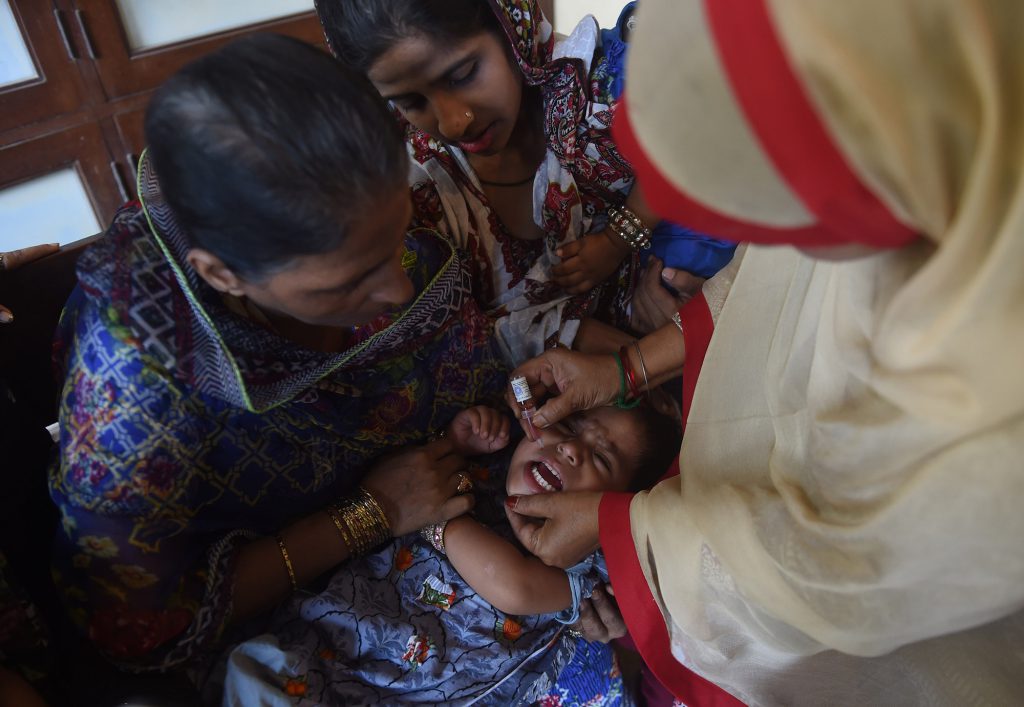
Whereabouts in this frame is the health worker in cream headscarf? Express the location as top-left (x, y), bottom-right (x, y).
top-left (505, 0), bottom-right (1024, 704)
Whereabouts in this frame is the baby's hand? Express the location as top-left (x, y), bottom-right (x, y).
top-left (446, 406), bottom-right (511, 455)
top-left (551, 231), bottom-right (629, 295)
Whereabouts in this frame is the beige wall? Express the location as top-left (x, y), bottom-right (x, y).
top-left (553, 0), bottom-right (625, 33)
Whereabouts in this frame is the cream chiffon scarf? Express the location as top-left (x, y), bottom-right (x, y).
top-left (625, 1), bottom-right (1024, 704)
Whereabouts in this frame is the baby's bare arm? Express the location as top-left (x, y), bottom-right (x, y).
top-left (443, 516), bottom-right (572, 616)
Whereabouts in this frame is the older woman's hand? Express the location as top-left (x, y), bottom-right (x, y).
top-left (362, 437), bottom-right (473, 536)
top-left (504, 491), bottom-right (602, 569)
top-left (574, 585), bottom-right (628, 643)
top-left (506, 348), bottom-right (620, 434)
top-left (631, 256), bottom-right (703, 335)
top-left (0, 243), bottom-right (60, 324)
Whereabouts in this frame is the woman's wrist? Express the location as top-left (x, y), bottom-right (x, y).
top-left (614, 346), bottom-right (642, 408)
top-left (233, 507), bottom-right (354, 620)
top-left (636, 322), bottom-right (686, 387)
top-left (328, 487), bottom-right (392, 552)
top-left (600, 227), bottom-right (633, 258)
top-left (624, 182), bottom-right (660, 230)
top-left (606, 205), bottom-right (652, 252)
top-left (270, 487), bottom-right (391, 597)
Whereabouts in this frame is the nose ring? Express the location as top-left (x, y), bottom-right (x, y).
top-left (464, 110), bottom-right (474, 121)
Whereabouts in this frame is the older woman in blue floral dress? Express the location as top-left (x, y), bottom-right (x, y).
top-left (48, 35), bottom-right (507, 673)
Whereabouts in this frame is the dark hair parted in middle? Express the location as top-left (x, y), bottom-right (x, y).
top-left (144, 33), bottom-right (406, 281)
top-left (315, 0), bottom-right (502, 73)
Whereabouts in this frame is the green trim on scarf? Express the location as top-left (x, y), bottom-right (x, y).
top-left (135, 148), bottom-right (460, 414)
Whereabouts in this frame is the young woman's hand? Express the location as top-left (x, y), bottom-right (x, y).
top-left (551, 231), bottom-right (629, 294)
top-left (504, 491), bottom-right (602, 569)
top-left (362, 438), bottom-right (473, 536)
top-left (506, 348), bottom-right (620, 434)
top-left (446, 405), bottom-right (511, 455)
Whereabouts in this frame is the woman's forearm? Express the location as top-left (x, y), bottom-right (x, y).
top-left (625, 321), bottom-right (686, 390)
top-left (231, 510), bottom-right (350, 621)
top-left (574, 317), bottom-right (634, 354)
top-left (624, 182), bottom-right (661, 230)
top-left (230, 438), bottom-right (473, 621)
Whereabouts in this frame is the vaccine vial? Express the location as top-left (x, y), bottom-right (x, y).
top-left (510, 375), bottom-right (543, 446)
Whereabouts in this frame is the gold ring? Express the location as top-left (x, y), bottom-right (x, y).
top-left (456, 473), bottom-right (473, 494)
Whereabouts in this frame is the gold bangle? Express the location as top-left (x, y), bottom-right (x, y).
top-left (332, 487), bottom-right (391, 557)
top-left (275, 534), bottom-right (298, 591)
top-left (359, 487), bottom-right (390, 533)
top-left (325, 506), bottom-right (354, 552)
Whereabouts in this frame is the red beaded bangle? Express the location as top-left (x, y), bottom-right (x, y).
top-left (618, 344), bottom-right (641, 400)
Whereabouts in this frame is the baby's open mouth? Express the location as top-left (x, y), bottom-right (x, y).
top-left (529, 460), bottom-right (563, 492)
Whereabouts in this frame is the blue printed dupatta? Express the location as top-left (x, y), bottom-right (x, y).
top-left (48, 153), bottom-right (508, 671)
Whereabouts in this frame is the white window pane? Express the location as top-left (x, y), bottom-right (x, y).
top-left (0, 0), bottom-right (38, 89)
top-left (0, 170), bottom-right (102, 251)
top-left (116, 0), bottom-right (315, 51)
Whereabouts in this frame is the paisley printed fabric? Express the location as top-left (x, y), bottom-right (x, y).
top-left (406, 1), bottom-right (733, 363)
top-left (216, 454), bottom-right (626, 706)
top-left (48, 156), bottom-right (508, 672)
top-left (406, 0), bottom-right (637, 364)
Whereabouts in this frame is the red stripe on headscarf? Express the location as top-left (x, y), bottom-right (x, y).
top-left (614, 99), bottom-right (830, 246)
top-left (706, 0), bottom-right (917, 248)
top-left (613, 1), bottom-right (918, 249)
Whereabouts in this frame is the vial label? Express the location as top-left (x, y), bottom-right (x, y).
top-left (510, 376), bottom-right (532, 404)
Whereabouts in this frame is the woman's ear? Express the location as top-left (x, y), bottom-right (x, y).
top-left (187, 248), bottom-right (245, 295)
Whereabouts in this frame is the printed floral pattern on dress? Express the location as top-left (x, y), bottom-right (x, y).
top-left (50, 203), bottom-right (508, 672)
top-left (401, 634), bottom-right (435, 669)
top-left (284, 677), bottom-right (307, 697)
top-left (496, 615), bottom-right (524, 643)
top-left (394, 545), bottom-right (416, 572)
top-left (418, 575), bottom-right (457, 611)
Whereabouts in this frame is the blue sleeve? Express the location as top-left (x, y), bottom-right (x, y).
top-left (642, 222), bottom-right (738, 279)
top-left (49, 294), bottom-right (247, 668)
